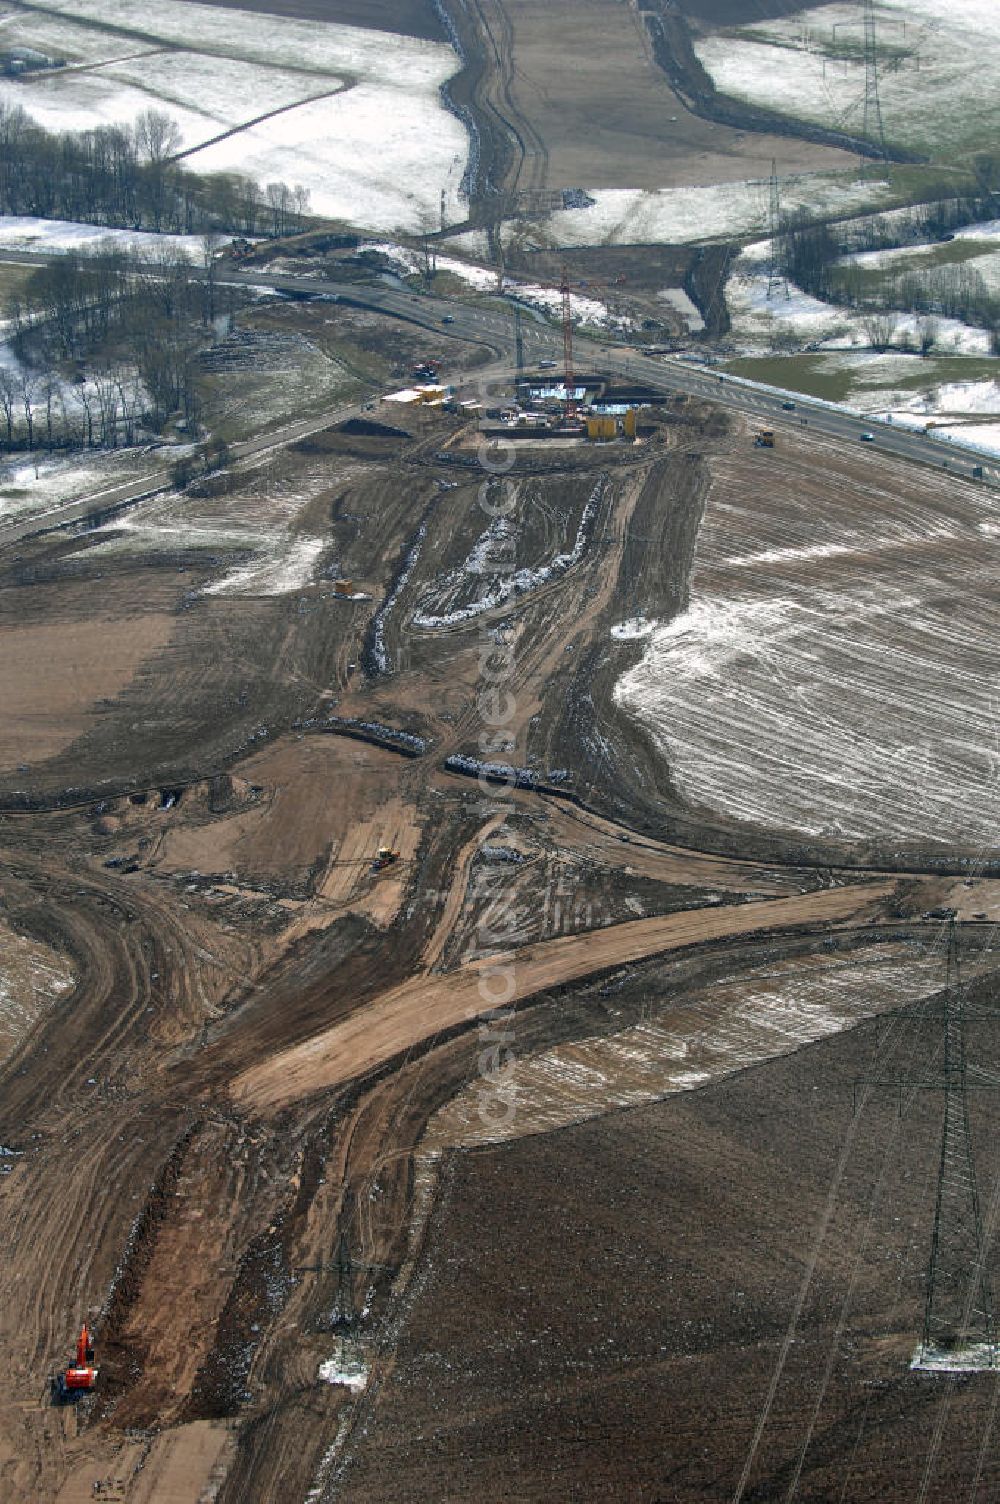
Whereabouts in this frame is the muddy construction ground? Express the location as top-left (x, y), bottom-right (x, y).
top-left (0, 274), bottom-right (998, 1504)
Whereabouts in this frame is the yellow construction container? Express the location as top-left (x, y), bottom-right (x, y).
top-left (587, 416), bottom-right (602, 441)
top-left (624, 408), bottom-right (637, 438)
top-left (333, 579), bottom-right (354, 596)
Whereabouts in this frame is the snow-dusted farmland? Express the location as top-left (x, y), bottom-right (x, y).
top-left (424, 943), bottom-right (950, 1147)
top-left (727, 244), bottom-right (993, 356)
top-left (616, 434), bottom-right (1000, 851)
top-left (695, 1), bottom-right (1000, 158)
top-left (0, 0), bottom-right (467, 232)
top-left (839, 220), bottom-right (1000, 295)
top-left (520, 172), bottom-right (895, 249)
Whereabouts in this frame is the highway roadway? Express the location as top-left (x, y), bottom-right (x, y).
top-left (0, 246), bottom-right (992, 547)
top-left (221, 260), bottom-right (998, 484)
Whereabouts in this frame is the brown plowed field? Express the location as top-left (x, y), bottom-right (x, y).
top-left (445, 0), bottom-right (854, 208)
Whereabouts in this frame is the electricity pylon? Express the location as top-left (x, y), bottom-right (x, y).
top-left (766, 159), bottom-right (786, 300)
top-left (857, 922), bottom-right (1000, 1368)
top-left (861, 0), bottom-right (889, 177)
top-left (297, 1225), bottom-right (390, 1339)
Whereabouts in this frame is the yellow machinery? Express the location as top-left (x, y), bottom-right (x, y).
top-left (371, 846), bottom-right (399, 873)
top-left (586, 410), bottom-right (637, 442)
top-left (754, 429), bottom-right (775, 448)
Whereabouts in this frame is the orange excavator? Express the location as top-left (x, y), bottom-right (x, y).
top-left (53, 1324), bottom-right (98, 1401)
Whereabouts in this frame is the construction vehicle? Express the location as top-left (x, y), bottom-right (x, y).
top-left (370, 846), bottom-right (399, 874)
top-left (53, 1324), bottom-right (98, 1401)
top-left (754, 429), bottom-right (775, 448)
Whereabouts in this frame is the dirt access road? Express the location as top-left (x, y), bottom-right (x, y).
top-left (233, 880), bottom-right (897, 1110)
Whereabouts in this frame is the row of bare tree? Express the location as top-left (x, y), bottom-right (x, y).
top-left (778, 210), bottom-right (1000, 342)
top-left (1, 239), bottom-right (255, 451)
top-left (0, 101), bottom-right (310, 236)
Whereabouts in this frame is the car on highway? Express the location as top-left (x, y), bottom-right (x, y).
top-left (538, 359), bottom-right (558, 369)
top-left (781, 400), bottom-right (796, 410)
top-left (441, 314), bottom-right (455, 324)
top-left (859, 431), bottom-right (875, 442)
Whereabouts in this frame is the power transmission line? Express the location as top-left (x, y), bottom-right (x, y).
top-left (861, 0), bottom-right (889, 178)
top-left (855, 923), bottom-right (1000, 1370)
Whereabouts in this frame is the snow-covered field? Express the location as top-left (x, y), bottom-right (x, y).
top-left (695, 1), bottom-right (1000, 158)
top-left (838, 220), bottom-right (1000, 294)
top-left (0, 216), bottom-right (205, 258)
top-left (0, 450), bottom-right (162, 526)
top-left (530, 173), bottom-right (895, 249)
top-left (616, 438), bottom-right (1000, 850)
top-left (728, 251), bottom-right (992, 356)
top-left (0, 0), bottom-right (467, 232)
top-left (424, 943), bottom-right (947, 1147)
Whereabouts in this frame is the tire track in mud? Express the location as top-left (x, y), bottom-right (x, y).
top-left (436, 0), bottom-right (549, 223)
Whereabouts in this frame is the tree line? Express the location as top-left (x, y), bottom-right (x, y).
top-left (775, 203), bottom-right (998, 345)
top-left (1, 239), bottom-right (252, 452)
top-left (0, 101), bottom-right (310, 236)
top-left (769, 157), bottom-right (1000, 345)
top-left (0, 98), bottom-right (321, 458)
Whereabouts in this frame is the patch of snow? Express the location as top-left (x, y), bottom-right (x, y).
top-left (658, 288), bottom-right (705, 333)
top-left (611, 617), bottom-right (657, 640)
top-left (360, 241), bottom-right (497, 292)
top-left (413, 476), bottom-right (606, 629)
top-left (318, 1355), bottom-right (368, 1391)
top-left (0, 215), bottom-right (204, 257)
top-left (913, 1344), bottom-right (999, 1373)
top-left (203, 535), bottom-right (325, 597)
top-left (0, 449), bottom-right (161, 526)
top-left (370, 521), bottom-right (427, 672)
top-left (728, 254), bottom-right (992, 355)
top-left (361, 240), bottom-right (621, 327)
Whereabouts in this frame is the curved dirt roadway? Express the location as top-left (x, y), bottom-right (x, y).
top-left (231, 878), bottom-right (897, 1113)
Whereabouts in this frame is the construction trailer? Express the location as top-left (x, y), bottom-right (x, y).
top-left (585, 409), bottom-right (637, 443)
